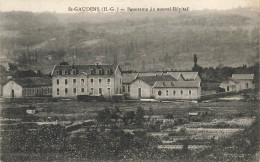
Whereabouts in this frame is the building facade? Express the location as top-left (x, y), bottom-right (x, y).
top-left (122, 73), bottom-right (138, 97)
top-left (153, 81), bottom-right (201, 100)
top-left (129, 75), bottom-right (176, 99)
top-left (219, 74), bottom-right (254, 92)
top-left (51, 64), bottom-right (122, 98)
top-left (231, 74), bottom-right (254, 90)
top-left (2, 77), bottom-right (52, 98)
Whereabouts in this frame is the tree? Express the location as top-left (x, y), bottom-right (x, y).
top-left (8, 63), bottom-right (18, 71)
top-left (135, 107), bottom-right (145, 128)
top-left (60, 61), bottom-right (69, 65)
top-left (97, 107), bottom-right (111, 125)
top-left (122, 111), bottom-right (135, 126)
top-left (113, 54), bottom-right (118, 65)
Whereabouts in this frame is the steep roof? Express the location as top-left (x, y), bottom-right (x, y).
top-left (51, 64), bottom-right (118, 76)
top-left (232, 74), bottom-right (254, 80)
top-left (181, 72), bottom-right (199, 81)
top-left (134, 75), bottom-right (176, 86)
top-left (154, 81), bottom-right (200, 88)
top-left (122, 73), bottom-right (138, 84)
top-left (226, 77), bottom-right (240, 83)
top-left (137, 72), bottom-right (164, 77)
top-left (4, 77), bottom-right (52, 88)
top-left (163, 72), bottom-right (199, 81)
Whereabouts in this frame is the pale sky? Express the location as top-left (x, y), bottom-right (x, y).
top-left (0, 0), bottom-right (259, 13)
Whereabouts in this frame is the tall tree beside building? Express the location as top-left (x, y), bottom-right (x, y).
top-left (192, 54), bottom-right (202, 73)
top-left (113, 53), bottom-right (118, 65)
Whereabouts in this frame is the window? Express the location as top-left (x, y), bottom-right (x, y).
top-left (81, 79), bottom-right (84, 86)
top-left (65, 70), bottom-right (68, 75)
top-left (246, 83), bottom-right (249, 88)
top-left (73, 79), bottom-right (76, 85)
top-left (158, 90), bottom-right (162, 96)
top-left (81, 88), bottom-right (84, 92)
top-left (189, 90), bottom-right (192, 96)
top-left (91, 88), bottom-right (94, 94)
top-left (181, 90), bottom-right (183, 95)
top-left (99, 79), bottom-right (102, 84)
top-left (173, 90), bottom-right (176, 96)
top-left (57, 79), bottom-right (59, 85)
top-left (57, 88), bottom-right (59, 95)
top-left (73, 69), bottom-right (76, 75)
top-left (166, 90), bottom-right (168, 96)
top-left (91, 69), bottom-right (96, 74)
top-left (99, 69), bottom-right (102, 75)
top-left (65, 88), bottom-right (68, 95)
top-left (90, 78), bottom-right (94, 85)
top-left (73, 88), bottom-right (76, 93)
top-left (227, 86), bottom-right (229, 92)
top-left (107, 78), bottom-right (111, 85)
top-left (123, 86), bottom-right (125, 92)
top-left (107, 88), bottom-right (111, 95)
top-left (128, 86), bottom-right (130, 93)
top-left (65, 79), bottom-right (68, 85)
top-left (99, 88), bottom-right (102, 94)
top-left (56, 71), bottom-right (59, 75)
top-left (107, 69), bottom-right (110, 75)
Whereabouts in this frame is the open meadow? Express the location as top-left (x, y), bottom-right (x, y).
top-left (0, 94), bottom-right (259, 161)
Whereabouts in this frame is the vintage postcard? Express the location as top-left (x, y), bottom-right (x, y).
top-left (0, 0), bottom-right (259, 161)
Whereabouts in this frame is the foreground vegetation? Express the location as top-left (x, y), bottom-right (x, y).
top-left (1, 93), bottom-right (259, 161)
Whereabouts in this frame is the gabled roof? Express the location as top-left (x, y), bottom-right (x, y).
top-left (51, 64), bottom-right (118, 76)
top-left (4, 77), bottom-right (52, 88)
top-left (163, 72), bottom-right (199, 81)
top-left (133, 75), bottom-right (176, 86)
top-left (232, 74), bottom-right (254, 80)
top-left (122, 73), bottom-right (138, 84)
top-left (163, 72), bottom-right (182, 80)
top-left (137, 72), bottom-right (164, 77)
top-left (181, 72), bottom-right (199, 81)
top-left (226, 77), bottom-right (240, 83)
top-left (154, 81), bottom-right (200, 88)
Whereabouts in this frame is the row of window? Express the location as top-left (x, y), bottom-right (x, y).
top-left (122, 85), bottom-right (130, 93)
top-left (24, 88), bottom-right (52, 96)
top-left (157, 90), bottom-right (192, 96)
top-left (56, 88), bottom-right (111, 95)
top-left (56, 78), bottom-right (111, 85)
top-left (90, 69), bottom-right (114, 75)
top-left (56, 69), bottom-right (114, 75)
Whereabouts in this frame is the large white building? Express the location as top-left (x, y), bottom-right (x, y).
top-left (51, 64), bottom-right (122, 98)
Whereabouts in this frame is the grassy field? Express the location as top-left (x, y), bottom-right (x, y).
top-left (0, 96), bottom-right (258, 120)
top-left (0, 95), bottom-right (259, 161)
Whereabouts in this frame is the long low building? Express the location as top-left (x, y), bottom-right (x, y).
top-left (122, 71), bottom-right (201, 100)
top-left (153, 81), bottom-right (201, 100)
top-left (2, 77), bottom-right (52, 98)
top-left (219, 74), bottom-right (255, 92)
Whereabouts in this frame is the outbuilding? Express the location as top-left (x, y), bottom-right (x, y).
top-left (2, 77), bottom-right (52, 98)
top-left (153, 81), bottom-right (201, 100)
top-left (129, 75), bottom-right (176, 99)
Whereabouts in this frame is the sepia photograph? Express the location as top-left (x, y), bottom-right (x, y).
top-left (0, 0), bottom-right (259, 161)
